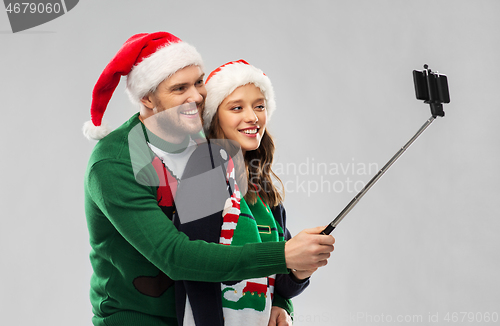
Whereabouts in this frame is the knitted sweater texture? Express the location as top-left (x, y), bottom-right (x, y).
top-left (84, 113), bottom-right (288, 325)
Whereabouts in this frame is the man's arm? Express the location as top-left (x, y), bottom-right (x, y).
top-left (87, 155), bottom-right (334, 283)
top-left (86, 158), bottom-right (288, 282)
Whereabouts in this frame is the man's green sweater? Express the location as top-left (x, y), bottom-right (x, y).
top-left (84, 113), bottom-right (290, 325)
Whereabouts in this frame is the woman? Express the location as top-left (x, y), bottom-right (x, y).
top-left (198, 60), bottom-right (316, 325)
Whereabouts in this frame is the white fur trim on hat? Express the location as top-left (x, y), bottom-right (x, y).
top-left (82, 119), bottom-right (111, 140)
top-left (126, 42), bottom-right (204, 107)
top-left (203, 62), bottom-right (276, 132)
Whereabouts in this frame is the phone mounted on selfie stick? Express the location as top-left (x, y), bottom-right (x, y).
top-left (321, 65), bottom-right (450, 235)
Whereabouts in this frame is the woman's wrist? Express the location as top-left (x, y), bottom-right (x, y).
top-left (289, 269), bottom-right (311, 283)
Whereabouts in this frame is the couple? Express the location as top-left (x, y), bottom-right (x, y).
top-left (83, 32), bottom-right (335, 326)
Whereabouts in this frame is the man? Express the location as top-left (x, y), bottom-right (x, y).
top-left (83, 32), bottom-right (335, 326)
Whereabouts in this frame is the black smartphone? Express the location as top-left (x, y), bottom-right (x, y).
top-left (413, 65), bottom-right (450, 117)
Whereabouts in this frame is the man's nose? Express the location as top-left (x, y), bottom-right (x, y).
top-left (186, 86), bottom-right (204, 104)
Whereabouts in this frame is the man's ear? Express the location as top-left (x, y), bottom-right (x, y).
top-left (140, 93), bottom-right (155, 109)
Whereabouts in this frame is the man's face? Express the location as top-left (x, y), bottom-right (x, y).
top-left (142, 65), bottom-right (206, 141)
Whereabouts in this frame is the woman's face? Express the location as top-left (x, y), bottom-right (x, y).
top-left (217, 84), bottom-right (267, 154)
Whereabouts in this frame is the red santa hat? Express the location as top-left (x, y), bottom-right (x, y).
top-left (83, 31), bottom-right (204, 140)
top-left (203, 60), bottom-right (276, 132)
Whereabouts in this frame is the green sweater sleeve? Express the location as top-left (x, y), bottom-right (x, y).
top-left (86, 158), bottom-right (288, 282)
top-left (272, 293), bottom-right (294, 320)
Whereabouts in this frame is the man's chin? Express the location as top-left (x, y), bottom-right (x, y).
top-left (185, 125), bottom-right (203, 136)
top-left (179, 118), bottom-right (202, 132)
top-left (167, 123), bottom-right (202, 138)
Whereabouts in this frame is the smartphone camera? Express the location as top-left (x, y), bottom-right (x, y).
top-left (413, 65), bottom-right (450, 117)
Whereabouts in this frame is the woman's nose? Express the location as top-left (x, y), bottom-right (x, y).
top-left (243, 107), bottom-right (258, 123)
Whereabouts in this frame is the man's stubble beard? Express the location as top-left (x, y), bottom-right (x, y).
top-left (154, 102), bottom-right (203, 140)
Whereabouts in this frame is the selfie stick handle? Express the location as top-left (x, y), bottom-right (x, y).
top-left (321, 115), bottom-right (436, 235)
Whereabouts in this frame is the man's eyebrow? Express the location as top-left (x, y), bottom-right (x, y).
top-left (168, 82), bottom-right (188, 90)
top-left (168, 73), bottom-right (205, 91)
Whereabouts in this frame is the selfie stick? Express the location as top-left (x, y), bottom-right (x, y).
top-left (321, 65), bottom-right (450, 235)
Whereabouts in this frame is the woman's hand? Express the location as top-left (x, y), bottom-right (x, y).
top-left (268, 306), bottom-right (293, 326)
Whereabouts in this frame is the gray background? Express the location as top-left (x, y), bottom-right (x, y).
top-left (1, 0), bottom-right (499, 325)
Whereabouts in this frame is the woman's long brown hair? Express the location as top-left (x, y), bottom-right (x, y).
top-left (204, 106), bottom-right (284, 208)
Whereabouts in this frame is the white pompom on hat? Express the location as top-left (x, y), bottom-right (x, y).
top-left (83, 31), bottom-right (204, 140)
top-left (203, 60), bottom-right (276, 132)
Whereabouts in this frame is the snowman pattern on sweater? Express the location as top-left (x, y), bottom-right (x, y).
top-left (150, 142), bottom-right (289, 326)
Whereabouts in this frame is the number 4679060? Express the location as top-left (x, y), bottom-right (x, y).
top-left (6, 2), bottom-right (62, 14)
